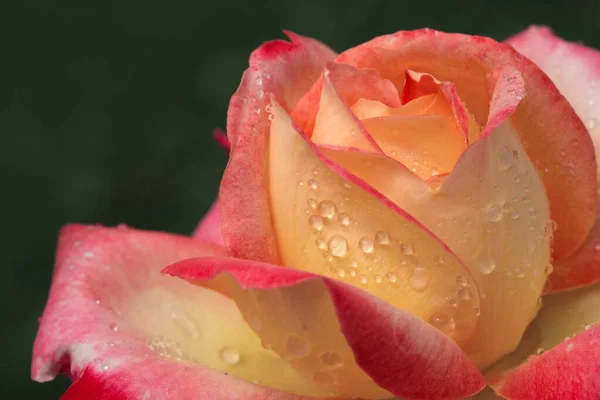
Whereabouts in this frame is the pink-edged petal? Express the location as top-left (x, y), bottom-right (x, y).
top-left (268, 100), bottom-right (481, 345)
top-left (164, 257), bottom-right (485, 400)
top-left (507, 26), bottom-right (600, 292)
top-left (482, 65), bottom-right (526, 138)
top-left (336, 28), bottom-right (597, 261)
top-left (321, 97), bottom-right (552, 368)
top-left (485, 280), bottom-right (600, 400)
top-left (402, 70), bottom-right (473, 144)
top-left (292, 62), bottom-right (402, 135)
top-left (221, 31), bottom-right (335, 264)
top-left (32, 224), bottom-right (332, 398)
top-left (192, 200), bottom-right (225, 247)
top-left (310, 70), bottom-right (383, 152)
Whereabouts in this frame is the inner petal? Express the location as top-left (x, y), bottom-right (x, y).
top-left (361, 114), bottom-right (467, 181)
top-left (268, 100), bottom-right (481, 345)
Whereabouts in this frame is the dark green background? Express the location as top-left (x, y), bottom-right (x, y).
top-left (2, 0), bottom-right (598, 398)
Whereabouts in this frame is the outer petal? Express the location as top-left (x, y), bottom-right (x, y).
top-left (321, 76), bottom-right (551, 369)
top-left (268, 101), bottom-right (481, 346)
top-left (164, 257), bottom-right (485, 400)
top-left (336, 28), bottom-right (597, 261)
top-left (32, 225), bottom-right (332, 398)
top-left (192, 200), bottom-right (225, 247)
top-left (292, 62), bottom-right (402, 135)
top-left (506, 26), bottom-right (600, 292)
top-left (485, 281), bottom-right (600, 400)
top-left (221, 31), bottom-right (336, 264)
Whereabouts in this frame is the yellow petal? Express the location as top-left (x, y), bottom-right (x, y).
top-left (322, 120), bottom-right (551, 368)
top-left (311, 72), bottom-right (382, 152)
top-left (268, 100), bottom-right (481, 345)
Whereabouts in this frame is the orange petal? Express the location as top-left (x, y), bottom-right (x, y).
top-left (321, 118), bottom-right (552, 369)
top-left (361, 115), bottom-right (467, 181)
top-left (336, 28), bottom-right (597, 261)
top-left (268, 100), bottom-right (481, 346)
top-left (485, 281), bottom-right (600, 400)
top-left (311, 70), bottom-right (383, 152)
top-left (292, 62), bottom-right (401, 135)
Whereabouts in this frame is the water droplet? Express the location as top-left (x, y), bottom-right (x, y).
top-left (486, 204), bottom-right (503, 222)
top-left (478, 258), bottom-right (496, 275)
top-left (408, 267), bottom-right (430, 290)
top-left (359, 275), bottom-right (368, 285)
top-left (101, 364), bottom-right (109, 371)
top-left (401, 244), bottom-right (413, 255)
top-left (257, 89), bottom-right (264, 98)
top-left (268, 113), bottom-right (274, 121)
top-left (220, 347), bottom-right (241, 365)
top-left (255, 76), bottom-right (262, 86)
top-left (510, 211), bottom-right (520, 220)
top-left (319, 351), bottom-right (342, 367)
top-left (309, 215), bottom-right (324, 231)
top-left (386, 271), bottom-right (397, 283)
top-left (83, 252), bottom-right (95, 259)
top-left (536, 348), bottom-right (544, 355)
top-left (497, 144), bottom-right (514, 170)
top-left (308, 179), bottom-right (318, 190)
top-left (374, 274), bottom-right (382, 283)
top-left (473, 308), bottom-right (481, 316)
top-left (265, 103), bottom-right (273, 113)
top-left (337, 213), bottom-right (350, 226)
top-left (335, 267), bottom-right (346, 278)
top-left (359, 237), bottom-right (374, 254)
top-left (350, 260), bottom-right (358, 268)
top-left (585, 324), bottom-right (593, 330)
top-left (429, 312), bottom-right (456, 333)
top-left (318, 200), bottom-right (336, 219)
top-left (374, 231), bottom-right (390, 245)
top-left (456, 275), bottom-right (467, 287)
top-left (315, 238), bottom-right (327, 250)
top-left (514, 174), bottom-right (521, 183)
top-left (109, 323), bottom-right (119, 332)
top-left (328, 235), bottom-right (348, 257)
top-left (587, 118), bottom-right (597, 130)
top-left (566, 343), bottom-right (574, 352)
top-left (458, 288), bottom-right (472, 301)
top-left (286, 334), bottom-right (310, 358)
top-left (307, 199), bottom-right (317, 209)
top-left (298, 180), bottom-right (304, 186)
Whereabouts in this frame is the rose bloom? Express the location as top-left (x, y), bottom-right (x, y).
top-left (32, 26), bottom-right (600, 400)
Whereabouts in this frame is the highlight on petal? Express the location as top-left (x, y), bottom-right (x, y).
top-left (507, 26), bottom-right (600, 292)
top-left (164, 256), bottom-right (486, 400)
top-left (192, 200), bottom-right (225, 247)
top-left (221, 31), bottom-right (336, 264)
top-left (310, 70), bottom-right (383, 152)
top-left (322, 106), bottom-right (552, 368)
top-left (336, 28), bottom-right (597, 261)
top-left (32, 225), bottom-right (332, 398)
top-left (268, 100), bottom-right (482, 346)
top-left (485, 281), bottom-right (600, 400)
top-left (292, 62), bottom-right (401, 135)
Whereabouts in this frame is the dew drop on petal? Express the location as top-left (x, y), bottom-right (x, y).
top-left (497, 144), bottom-right (514, 170)
top-left (401, 244), bottom-right (413, 255)
top-left (359, 275), bottom-right (369, 285)
top-left (319, 351), bottom-right (342, 367)
top-left (478, 258), bottom-right (497, 275)
top-left (308, 179), bottom-right (319, 190)
top-left (220, 347), bottom-right (241, 365)
top-left (328, 235), bottom-right (348, 257)
top-left (456, 275), bottom-right (467, 287)
top-left (458, 288), bottom-right (472, 301)
top-left (386, 271), bottom-right (397, 283)
top-left (286, 334), bottom-right (310, 358)
top-left (587, 118), bottom-right (597, 130)
top-left (486, 204), bottom-right (503, 222)
top-left (407, 267), bottom-right (430, 291)
top-left (429, 312), bottom-right (456, 333)
top-left (359, 237), bottom-right (374, 254)
top-left (309, 215), bottom-right (324, 231)
top-left (318, 200), bottom-right (336, 219)
top-left (338, 213), bottom-right (350, 226)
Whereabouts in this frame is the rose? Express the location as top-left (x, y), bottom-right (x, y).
top-left (32, 27), bottom-right (600, 400)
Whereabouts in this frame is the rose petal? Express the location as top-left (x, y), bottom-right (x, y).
top-left (192, 200), bottom-right (225, 247)
top-left (336, 28), bottom-right (597, 261)
top-left (268, 101), bottom-right (480, 345)
top-left (221, 31), bottom-right (335, 264)
top-left (321, 111), bottom-right (551, 367)
top-left (507, 26), bottom-right (600, 292)
top-left (485, 281), bottom-right (600, 400)
top-left (402, 70), bottom-right (474, 144)
top-left (32, 225), bottom-right (332, 397)
top-left (292, 62), bottom-right (402, 135)
top-left (361, 114), bottom-right (467, 181)
top-left (212, 128), bottom-right (231, 151)
top-left (310, 70), bottom-right (383, 152)
top-left (163, 256), bottom-right (486, 400)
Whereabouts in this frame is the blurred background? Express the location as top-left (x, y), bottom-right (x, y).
top-left (2, 0), bottom-right (598, 397)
